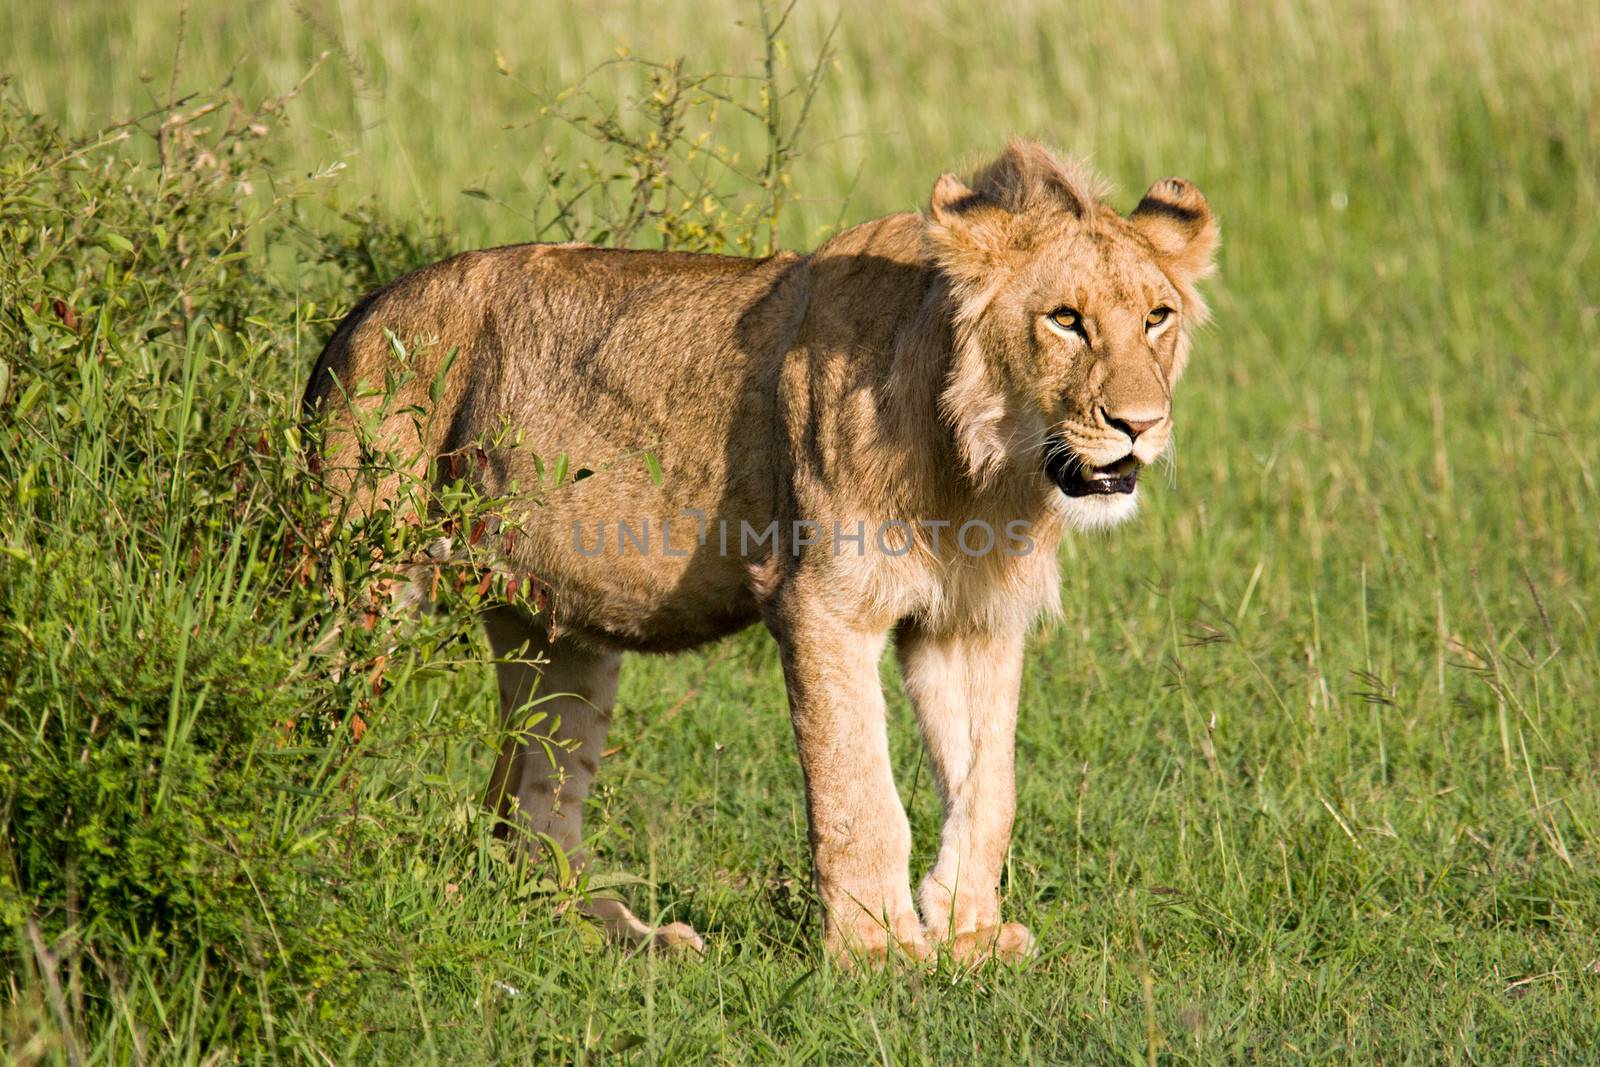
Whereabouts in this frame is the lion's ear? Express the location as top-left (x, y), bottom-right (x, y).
top-left (930, 172), bottom-right (986, 225)
top-left (1129, 178), bottom-right (1219, 282)
top-left (927, 173), bottom-right (1012, 279)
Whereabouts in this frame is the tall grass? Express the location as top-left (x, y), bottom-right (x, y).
top-left (2, 0), bottom-right (1599, 1062)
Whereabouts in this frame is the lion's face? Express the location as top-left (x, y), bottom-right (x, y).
top-left (1001, 214), bottom-right (1198, 528)
top-left (928, 144), bottom-right (1218, 530)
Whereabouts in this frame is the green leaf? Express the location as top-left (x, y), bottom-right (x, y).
top-left (580, 871), bottom-right (650, 891)
top-left (536, 833), bottom-right (573, 886)
top-left (642, 452), bottom-right (663, 485)
top-left (14, 378), bottom-right (46, 416)
top-left (101, 232), bottom-right (134, 253)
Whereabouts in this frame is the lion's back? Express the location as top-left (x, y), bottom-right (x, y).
top-left (301, 241), bottom-right (807, 649)
top-left (304, 242), bottom-right (801, 428)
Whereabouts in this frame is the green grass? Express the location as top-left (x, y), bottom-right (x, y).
top-left (3, 1), bottom-right (1599, 1062)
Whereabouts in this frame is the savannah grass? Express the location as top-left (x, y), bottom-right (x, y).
top-left (2, 0), bottom-right (1598, 1062)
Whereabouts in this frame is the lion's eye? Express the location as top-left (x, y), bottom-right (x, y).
top-left (1145, 307), bottom-right (1173, 328)
top-left (1048, 307), bottom-right (1082, 332)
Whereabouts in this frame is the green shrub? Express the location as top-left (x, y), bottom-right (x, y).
top-left (0, 79), bottom-right (474, 1044)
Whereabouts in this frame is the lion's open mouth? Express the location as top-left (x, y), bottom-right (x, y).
top-left (1044, 442), bottom-right (1141, 497)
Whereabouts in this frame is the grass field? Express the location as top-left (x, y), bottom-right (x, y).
top-left (3, 0), bottom-right (1599, 1062)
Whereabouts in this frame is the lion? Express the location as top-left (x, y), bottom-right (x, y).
top-left (302, 139), bottom-right (1218, 965)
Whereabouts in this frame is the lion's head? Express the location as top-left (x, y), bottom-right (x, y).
top-left (926, 139), bottom-right (1218, 530)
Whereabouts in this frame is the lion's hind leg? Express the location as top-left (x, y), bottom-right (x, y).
top-left (482, 608), bottom-right (704, 955)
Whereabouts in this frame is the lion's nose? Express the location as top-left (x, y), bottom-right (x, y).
top-left (1101, 408), bottom-right (1164, 442)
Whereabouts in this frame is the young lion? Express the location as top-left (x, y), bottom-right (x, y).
top-left (303, 139), bottom-right (1217, 964)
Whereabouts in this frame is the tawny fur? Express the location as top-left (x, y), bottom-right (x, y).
top-left (304, 139), bottom-right (1218, 964)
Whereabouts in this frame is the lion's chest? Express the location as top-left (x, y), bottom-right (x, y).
top-left (824, 534), bottom-right (1063, 634)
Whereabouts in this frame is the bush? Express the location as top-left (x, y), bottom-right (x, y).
top-left (0, 76), bottom-right (475, 1045)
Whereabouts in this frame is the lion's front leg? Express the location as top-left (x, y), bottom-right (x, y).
top-left (771, 595), bottom-right (926, 967)
top-left (897, 624), bottom-right (1034, 963)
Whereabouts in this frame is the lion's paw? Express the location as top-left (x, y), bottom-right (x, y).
top-left (827, 923), bottom-right (932, 972)
top-left (943, 922), bottom-right (1035, 965)
top-left (583, 896), bottom-right (705, 957)
top-left (648, 921), bottom-right (706, 955)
